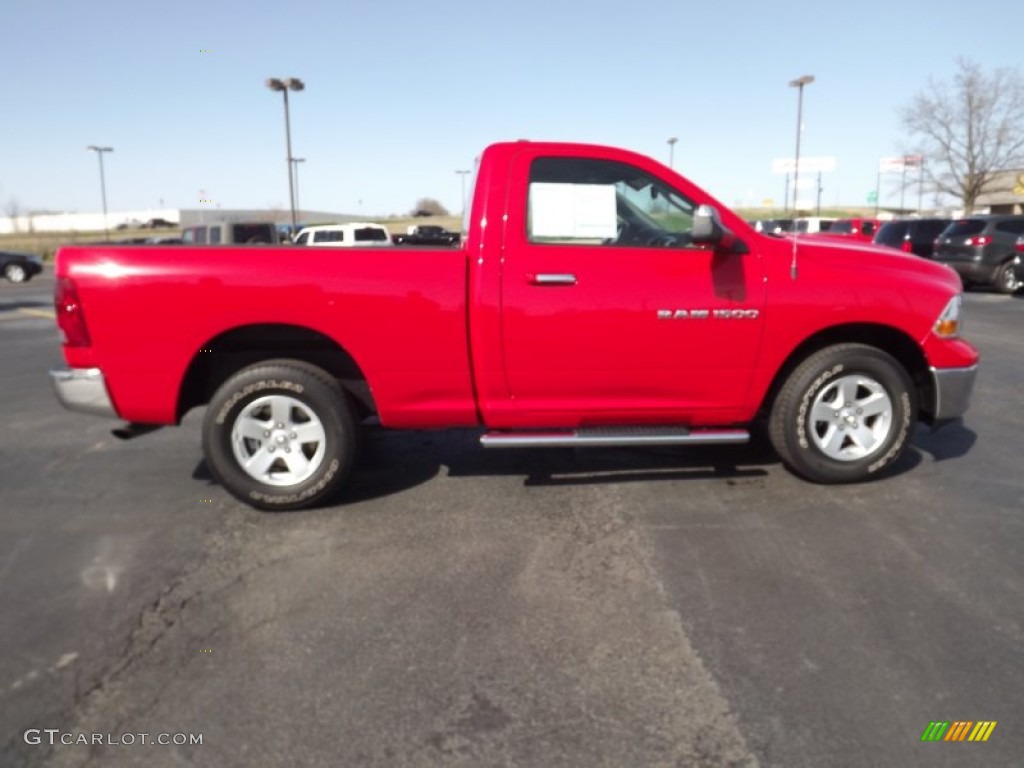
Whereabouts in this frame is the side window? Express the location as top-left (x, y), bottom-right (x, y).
top-left (862, 222), bottom-right (877, 236)
top-left (527, 157), bottom-right (695, 247)
top-left (194, 227), bottom-right (207, 245)
top-left (995, 220), bottom-right (1024, 235)
top-left (295, 232), bottom-right (309, 245)
top-left (209, 226), bottom-right (222, 244)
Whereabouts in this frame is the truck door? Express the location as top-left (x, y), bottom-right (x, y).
top-left (495, 152), bottom-right (766, 427)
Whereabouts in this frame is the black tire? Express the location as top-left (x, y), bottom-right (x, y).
top-left (202, 360), bottom-right (358, 510)
top-left (994, 262), bottom-right (1020, 295)
top-left (769, 344), bottom-right (916, 484)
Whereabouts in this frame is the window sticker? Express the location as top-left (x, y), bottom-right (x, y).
top-left (530, 183), bottom-right (617, 239)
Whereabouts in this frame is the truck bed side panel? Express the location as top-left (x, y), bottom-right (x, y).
top-left (57, 246), bottom-right (477, 428)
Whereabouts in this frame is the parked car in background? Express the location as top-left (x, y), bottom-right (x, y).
top-left (181, 222), bottom-right (277, 245)
top-left (933, 215), bottom-right (1024, 294)
top-left (293, 223), bottom-right (393, 247)
top-left (794, 217), bottom-right (836, 235)
top-left (141, 218), bottom-right (178, 229)
top-left (1, 250), bottom-right (43, 283)
top-left (393, 225), bottom-right (461, 246)
top-left (1013, 236), bottom-right (1024, 287)
top-left (873, 218), bottom-right (952, 258)
top-left (819, 218), bottom-right (882, 242)
top-left (749, 218), bottom-right (794, 234)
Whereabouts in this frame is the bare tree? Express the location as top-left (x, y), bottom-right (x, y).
top-left (4, 197), bottom-right (21, 233)
top-left (901, 58), bottom-right (1024, 212)
top-left (410, 197), bottom-right (449, 216)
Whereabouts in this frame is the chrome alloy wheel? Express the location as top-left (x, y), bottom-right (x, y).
top-left (807, 374), bottom-right (893, 461)
top-left (230, 395), bottom-right (327, 486)
top-left (5, 264), bottom-right (27, 283)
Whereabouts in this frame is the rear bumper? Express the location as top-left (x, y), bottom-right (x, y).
top-left (930, 364), bottom-right (978, 422)
top-left (49, 367), bottom-right (117, 418)
top-left (937, 260), bottom-right (998, 285)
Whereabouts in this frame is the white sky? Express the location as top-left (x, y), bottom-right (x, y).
top-left (1, 0), bottom-right (1015, 215)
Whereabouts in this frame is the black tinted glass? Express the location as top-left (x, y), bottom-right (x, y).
top-left (354, 227), bottom-right (388, 242)
top-left (915, 220), bottom-right (951, 240)
top-left (943, 220), bottom-right (986, 237)
top-left (232, 224), bottom-right (274, 243)
top-left (995, 219), bottom-right (1024, 235)
top-left (875, 221), bottom-right (909, 245)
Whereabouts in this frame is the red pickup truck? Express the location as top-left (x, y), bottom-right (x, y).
top-left (50, 141), bottom-right (979, 510)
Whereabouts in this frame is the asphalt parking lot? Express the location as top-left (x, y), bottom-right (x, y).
top-left (1, 269), bottom-right (1022, 767)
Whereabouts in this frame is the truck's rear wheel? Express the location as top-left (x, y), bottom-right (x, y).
top-left (769, 344), bottom-right (915, 484)
top-left (202, 360), bottom-right (358, 510)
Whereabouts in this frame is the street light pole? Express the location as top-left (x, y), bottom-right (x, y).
top-left (291, 157), bottom-right (305, 222)
top-left (788, 75), bottom-right (814, 213)
top-left (86, 145), bottom-right (113, 240)
top-left (455, 170), bottom-right (470, 215)
top-left (667, 137), bottom-right (678, 169)
top-left (266, 77), bottom-right (305, 234)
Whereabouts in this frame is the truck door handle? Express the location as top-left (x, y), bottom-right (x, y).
top-left (530, 273), bottom-right (577, 286)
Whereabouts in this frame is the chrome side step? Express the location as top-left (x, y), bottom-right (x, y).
top-left (480, 426), bottom-right (749, 449)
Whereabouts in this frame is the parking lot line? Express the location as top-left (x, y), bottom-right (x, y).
top-left (18, 308), bottom-right (55, 319)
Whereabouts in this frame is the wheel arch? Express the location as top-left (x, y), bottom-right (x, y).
top-left (758, 323), bottom-right (932, 422)
top-left (177, 323), bottom-right (376, 423)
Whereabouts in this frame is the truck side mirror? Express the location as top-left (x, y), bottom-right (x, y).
top-left (692, 205), bottom-right (723, 244)
top-left (692, 204), bottom-right (748, 254)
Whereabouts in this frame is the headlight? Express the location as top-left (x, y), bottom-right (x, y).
top-left (933, 294), bottom-right (962, 338)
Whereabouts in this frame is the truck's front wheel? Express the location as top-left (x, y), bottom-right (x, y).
top-left (769, 344), bottom-right (915, 484)
top-left (202, 360), bottom-right (358, 510)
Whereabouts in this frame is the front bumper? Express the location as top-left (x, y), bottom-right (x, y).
top-left (49, 367), bottom-right (117, 418)
top-left (930, 365), bottom-right (978, 422)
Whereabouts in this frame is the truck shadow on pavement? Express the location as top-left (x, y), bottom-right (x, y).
top-left (0, 298), bottom-right (51, 313)
top-left (192, 422), bottom-right (976, 508)
top-left (910, 421), bottom-right (978, 462)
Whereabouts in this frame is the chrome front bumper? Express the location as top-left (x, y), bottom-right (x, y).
top-left (930, 365), bottom-right (978, 422)
top-left (49, 367), bottom-right (117, 418)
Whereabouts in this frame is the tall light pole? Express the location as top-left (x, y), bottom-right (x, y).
top-left (86, 145), bottom-right (113, 239)
top-left (788, 74), bottom-right (814, 213)
top-left (265, 77), bottom-right (304, 234)
top-left (455, 169), bottom-right (470, 215)
top-left (667, 137), bottom-right (678, 169)
top-left (291, 157), bottom-right (305, 222)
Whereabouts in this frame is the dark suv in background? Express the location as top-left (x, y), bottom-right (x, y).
top-left (873, 218), bottom-right (951, 258)
top-left (933, 215), bottom-right (1024, 293)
